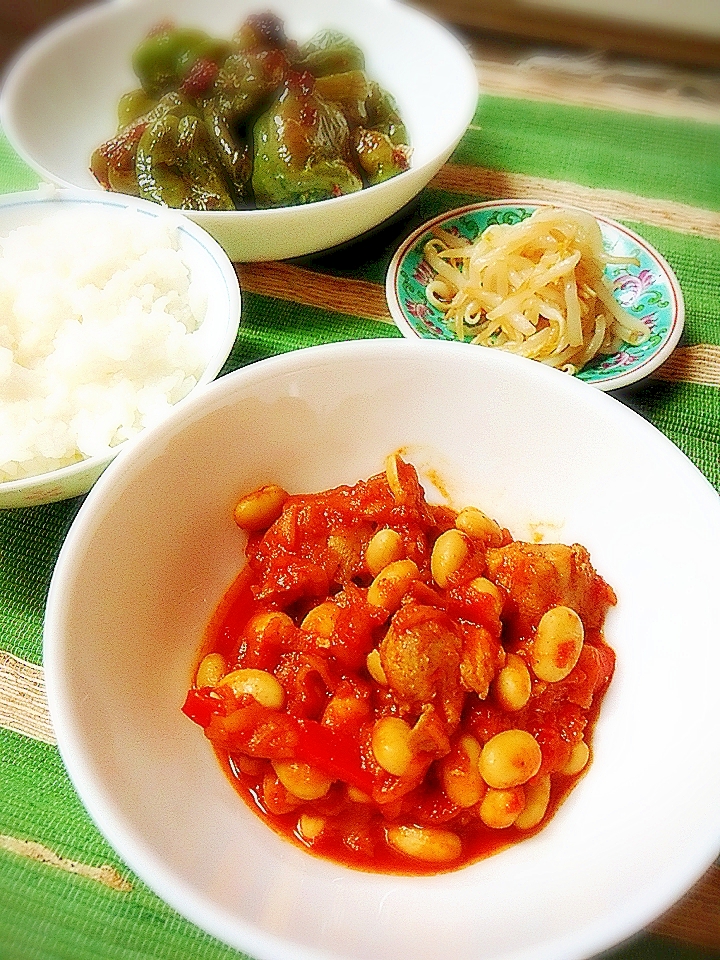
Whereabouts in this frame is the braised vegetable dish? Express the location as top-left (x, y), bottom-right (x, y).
top-left (182, 456), bottom-right (616, 874)
top-left (91, 13), bottom-right (411, 210)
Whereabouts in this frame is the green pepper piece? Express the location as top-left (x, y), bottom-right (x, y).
top-left (251, 85), bottom-right (363, 207)
top-left (353, 127), bottom-right (411, 186)
top-left (91, 91), bottom-right (185, 194)
top-left (91, 131), bottom-right (140, 195)
top-left (200, 49), bottom-right (287, 206)
top-left (365, 82), bottom-right (409, 146)
top-left (132, 24), bottom-right (232, 97)
top-left (233, 12), bottom-right (289, 53)
top-left (136, 106), bottom-right (236, 210)
top-left (117, 88), bottom-right (157, 129)
top-left (211, 51), bottom-right (286, 126)
top-left (203, 101), bottom-right (253, 205)
top-left (313, 70), bottom-right (371, 126)
top-left (298, 29), bottom-right (365, 77)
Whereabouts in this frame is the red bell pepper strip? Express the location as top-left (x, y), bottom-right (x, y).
top-left (291, 717), bottom-right (374, 794)
top-left (181, 687), bottom-right (226, 727)
top-left (184, 690), bottom-right (375, 795)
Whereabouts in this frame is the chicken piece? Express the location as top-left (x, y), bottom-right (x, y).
top-left (379, 604), bottom-right (464, 729)
top-left (327, 523), bottom-right (374, 586)
top-left (486, 542), bottom-right (616, 641)
top-left (253, 558), bottom-right (329, 606)
top-left (458, 623), bottom-right (504, 699)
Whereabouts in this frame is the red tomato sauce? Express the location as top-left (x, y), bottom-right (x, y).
top-left (182, 456), bottom-right (616, 875)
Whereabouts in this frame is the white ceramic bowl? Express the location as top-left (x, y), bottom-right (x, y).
top-left (0, 188), bottom-right (240, 509)
top-left (0, 0), bottom-right (478, 262)
top-left (44, 339), bottom-right (720, 960)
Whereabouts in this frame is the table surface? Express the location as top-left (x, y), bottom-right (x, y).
top-left (0, 16), bottom-right (719, 960)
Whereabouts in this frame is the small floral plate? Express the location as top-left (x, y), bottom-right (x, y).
top-left (386, 199), bottom-right (685, 391)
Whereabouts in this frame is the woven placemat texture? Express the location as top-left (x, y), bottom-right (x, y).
top-left (0, 78), bottom-right (719, 960)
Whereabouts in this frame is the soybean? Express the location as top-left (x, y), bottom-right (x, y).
top-left (298, 814), bottom-right (326, 842)
top-left (365, 528), bottom-right (404, 577)
top-left (366, 648), bottom-right (387, 685)
top-left (532, 605), bottom-right (584, 682)
top-left (196, 651), bottom-right (226, 688)
top-left (243, 610), bottom-right (294, 644)
top-left (562, 740), bottom-right (590, 776)
top-left (233, 483), bottom-right (288, 531)
top-left (430, 529), bottom-right (469, 588)
top-left (479, 786), bottom-right (525, 829)
top-left (469, 576), bottom-right (502, 608)
top-left (440, 734), bottom-right (484, 808)
top-left (455, 506), bottom-right (502, 546)
top-left (479, 729), bottom-right (542, 789)
top-left (218, 668), bottom-right (285, 709)
top-left (493, 653), bottom-right (532, 712)
top-left (322, 694), bottom-right (370, 728)
top-left (273, 761), bottom-right (332, 800)
top-left (386, 824), bottom-right (462, 863)
top-left (301, 601), bottom-right (340, 638)
top-left (371, 716), bottom-right (414, 776)
top-left (367, 559), bottom-right (419, 613)
top-left (385, 454), bottom-right (404, 501)
top-left (515, 775), bottom-right (551, 830)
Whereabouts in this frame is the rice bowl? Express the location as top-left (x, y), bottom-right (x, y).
top-left (0, 188), bottom-right (240, 508)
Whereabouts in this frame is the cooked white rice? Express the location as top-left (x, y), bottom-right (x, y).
top-left (0, 204), bottom-right (208, 483)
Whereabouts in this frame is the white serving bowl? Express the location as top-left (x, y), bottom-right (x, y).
top-left (44, 339), bottom-right (720, 960)
top-left (0, 188), bottom-right (240, 509)
top-left (0, 0), bottom-right (479, 262)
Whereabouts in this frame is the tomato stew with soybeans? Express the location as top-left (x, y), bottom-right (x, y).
top-left (182, 456), bottom-right (616, 874)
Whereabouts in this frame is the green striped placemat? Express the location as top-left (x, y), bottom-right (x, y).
top-left (0, 85), bottom-right (718, 960)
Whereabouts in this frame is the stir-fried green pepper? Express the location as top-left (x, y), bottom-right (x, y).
top-left (210, 51), bottom-right (286, 125)
top-left (91, 91), bottom-right (185, 195)
top-left (365, 82), bottom-right (409, 146)
top-left (252, 81), bottom-right (363, 207)
top-left (199, 48), bottom-right (289, 205)
top-left (136, 102), bottom-right (236, 210)
top-left (132, 24), bottom-right (232, 97)
top-left (116, 88), bottom-right (157, 129)
top-left (354, 128), bottom-right (411, 186)
top-left (233, 12), bottom-right (291, 53)
top-left (298, 29), bottom-right (365, 77)
top-left (202, 101), bottom-right (253, 204)
top-left (313, 70), bottom-right (371, 126)
top-left (91, 15), bottom-right (412, 211)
